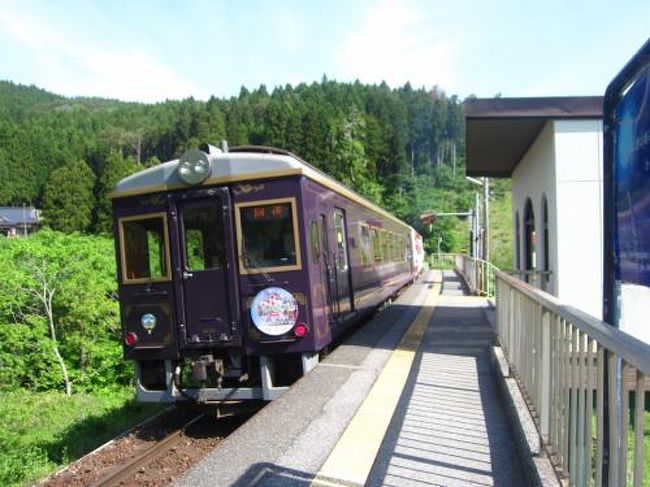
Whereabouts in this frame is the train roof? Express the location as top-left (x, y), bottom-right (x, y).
top-left (111, 146), bottom-right (410, 228)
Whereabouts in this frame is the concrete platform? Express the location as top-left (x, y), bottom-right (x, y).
top-left (175, 270), bottom-right (530, 487)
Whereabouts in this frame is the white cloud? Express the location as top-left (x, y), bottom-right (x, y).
top-left (0, 9), bottom-right (206, 102)
top-left (335, 0), bottom-right (457, 89)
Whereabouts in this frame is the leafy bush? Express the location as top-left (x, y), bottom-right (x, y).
top-left (0, 230), bottom-right (129, 393)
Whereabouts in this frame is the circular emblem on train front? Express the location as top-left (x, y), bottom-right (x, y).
top-left (141, 313), bottom-right (156, 334)
top-left (250, 287), bottom-right (298, 336)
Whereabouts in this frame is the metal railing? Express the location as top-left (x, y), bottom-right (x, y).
top-left (496, 270), bottom-right (649, 486)
top-left (454, 254), bottom-right (499, 298)
top-left (505, 269), bottom-right (553, 293)
top-left (428, 252), bottom-right (457, 270)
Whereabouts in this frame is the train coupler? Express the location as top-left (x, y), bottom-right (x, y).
top-left (191, 355), bottom-right (225, 384)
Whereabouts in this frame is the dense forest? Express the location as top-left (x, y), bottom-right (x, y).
top-left (0, 78), bottom-right (480, 248)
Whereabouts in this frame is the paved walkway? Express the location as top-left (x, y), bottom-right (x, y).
top-left (175, 271), bottom-right (528, 487)
top-left (365, 271), bottom-right (527, 486)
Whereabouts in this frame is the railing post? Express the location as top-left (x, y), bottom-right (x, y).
top-left (606, 353), bottom-right (619, 486)
top-left (540, 309), bottom-right (552, 442)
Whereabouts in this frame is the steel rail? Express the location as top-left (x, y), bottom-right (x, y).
top-left (94, 412), bottom-right (206, 487)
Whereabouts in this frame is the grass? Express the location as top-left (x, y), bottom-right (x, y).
top-left (0, 388), bottom-right (164, 486)
top-left (584, 402), bottom-right (649, 485)
top-left (626, 408), bottom-right (650, 486)
top-left (643, 410), bottom-right (649, 485)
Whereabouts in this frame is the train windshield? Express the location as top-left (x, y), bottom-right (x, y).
top-left (239, 200), bottom-right (298, 269)
top-left (119, 213), bottom-right (170, 283)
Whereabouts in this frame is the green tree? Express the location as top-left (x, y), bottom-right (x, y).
top-left (0, 231), bottom-right (124, 393)
top-left (42, 159), bottom-right (95, 233)
top-left (330, 110), bottom-right (383, 204)
top-left (95, 150), bottom-right (138, 234)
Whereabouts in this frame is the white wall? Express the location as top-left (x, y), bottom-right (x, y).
top-left (512, 122), bottom-right (558, 295)
top-left (553, 120), bottom-right (603, 320)
top-left (511, 119), bottom-right (603, 320)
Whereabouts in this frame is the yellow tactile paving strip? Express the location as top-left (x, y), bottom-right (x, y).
top-left (313, 281), bottom-right (441, 486)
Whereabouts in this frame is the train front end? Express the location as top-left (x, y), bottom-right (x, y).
top-left (111, 145), bottom-right (319, 402)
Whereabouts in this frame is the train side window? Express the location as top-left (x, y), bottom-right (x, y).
top-left (334, 211), bottom-right (348, 272)
top-left (310, 220), bottom-right (320, 262)
top-left (236, 198), bottom-right (302, 273)
top-left (359, 224), bottom-right (371, 267)
top-left (372, 228), bottom-right (382, 263)
top-left (119, 213), bottom-right (171, 283)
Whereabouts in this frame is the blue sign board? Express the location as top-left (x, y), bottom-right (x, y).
top-left (604, 38), bottom-right (650, 339)
top-left (613, 65), bottom-right (650, 286)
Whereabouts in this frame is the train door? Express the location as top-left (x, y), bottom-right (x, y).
top-left (333, 209), bottom-right (353, 316)
top-left (175, 190), bottom-right (240, 345)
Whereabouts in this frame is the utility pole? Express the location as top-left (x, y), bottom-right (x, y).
top-left (474, 192), bottom-right (480, 259)
top-left (466, 177), bottom-right (490, 262)
top-left (483, 177), bottom-right (489, 262)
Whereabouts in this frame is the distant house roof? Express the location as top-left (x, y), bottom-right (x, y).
top-left (464, 96), bottom-right (603, 177)
top-left (0, 207), bottom-right (41, 226)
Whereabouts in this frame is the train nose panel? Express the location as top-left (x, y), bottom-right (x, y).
top-left (120, 284), bottom-right (179, 360)
top-left (186, 316), bottom-right (231, 344)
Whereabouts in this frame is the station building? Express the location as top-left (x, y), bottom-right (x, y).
top-left (465, 97), bottom-right (605, 321)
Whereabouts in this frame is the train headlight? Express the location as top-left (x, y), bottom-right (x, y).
top-left (177, 148), bottom-right (212, 185)
top-left (250, 287), bottom-right (298, 336)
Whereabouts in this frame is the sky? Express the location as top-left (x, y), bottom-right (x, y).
top-left (0, 0), bottom-right (648, 103)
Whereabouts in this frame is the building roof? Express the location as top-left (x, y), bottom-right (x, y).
top-left (464, 96), bottom-right (603, 177)
top-left (0, 207), bottom-right (40, 226)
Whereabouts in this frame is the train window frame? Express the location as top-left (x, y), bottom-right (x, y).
top-left (181, 203), bottom-right (226, 272)
top-left (118, 212), bottom-right (172, 285)
top-left (372, 227), bottom-right (382, 264)
top-left (334, 210), bottom-right (348, 273)
top-left (381, 229), bottom-right (390, 264)
top-left (359, 223), bottom-right (371, 267)
top-left (234, 197), bottom-right (302, 275)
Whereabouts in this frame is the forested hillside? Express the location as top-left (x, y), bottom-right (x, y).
top-left (0, 78), bottom-right (491, 252)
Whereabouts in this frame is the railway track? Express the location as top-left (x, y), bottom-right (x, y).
top-left (40, 403), bottom-right (261, 487)
top-left (94, 412), bottom-right (206, 487)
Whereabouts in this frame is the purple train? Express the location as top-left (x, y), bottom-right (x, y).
top-left (111, 143), bottom-right (424, 402)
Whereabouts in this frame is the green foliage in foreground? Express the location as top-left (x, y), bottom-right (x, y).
top-left (0, 389), bottom-right (163, 487)
top-left (0, 230), bottom-right (131, 394)
top-left (488, 179), bottom-right (513, 270)
top-left (626, 402), bottom-right (650, 486)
